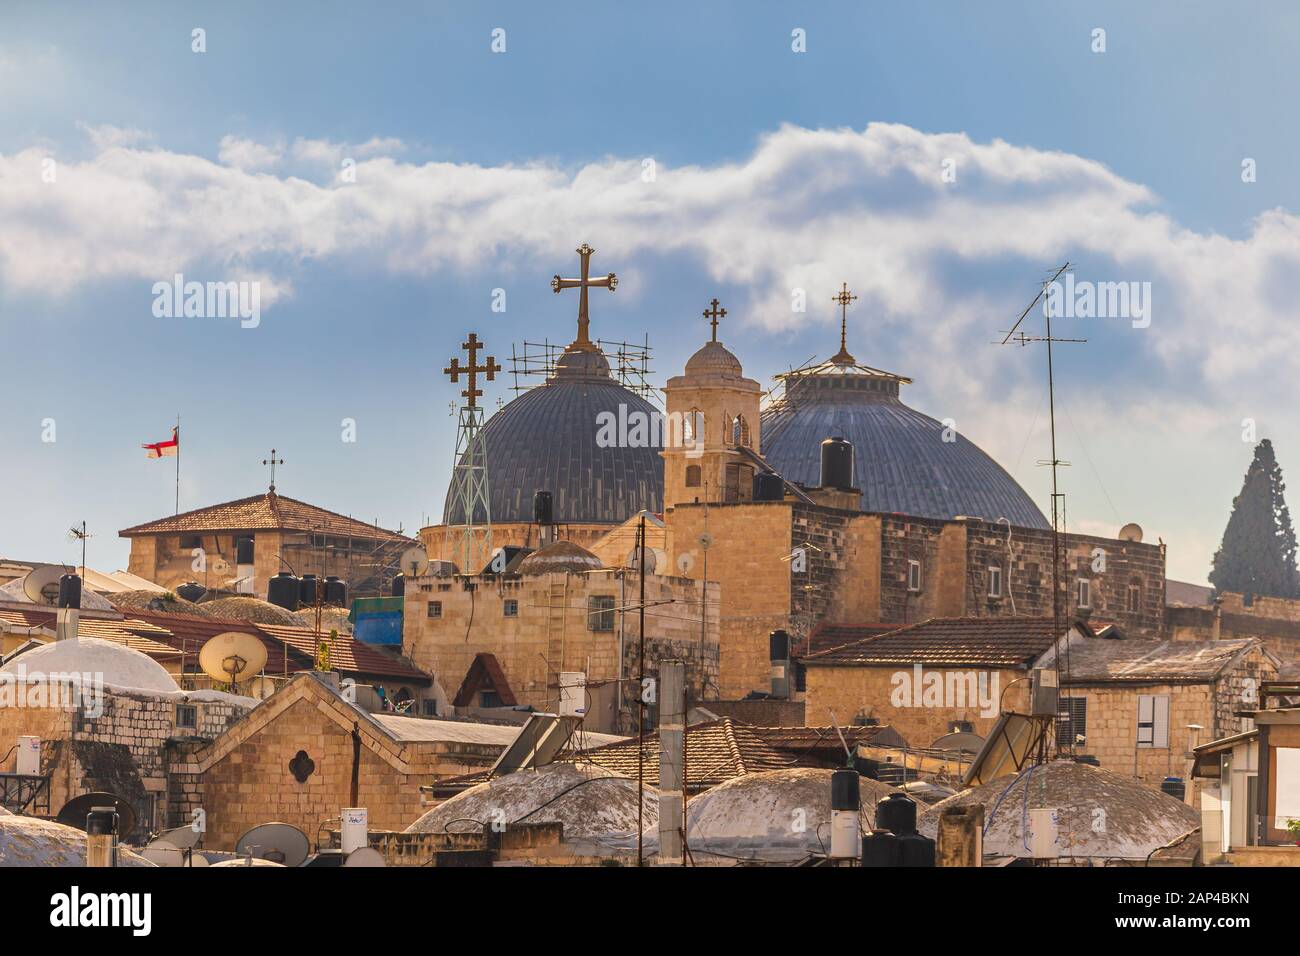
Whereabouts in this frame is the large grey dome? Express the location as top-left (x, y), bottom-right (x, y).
top-left (443, 346), bottom-right (664, 525)
top-left (761, 362), bottom-right (1049, 529)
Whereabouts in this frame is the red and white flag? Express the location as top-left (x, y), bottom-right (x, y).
top-left (142, 427), bottom-right (179, 459)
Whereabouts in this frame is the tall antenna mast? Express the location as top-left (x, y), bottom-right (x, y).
top-left (998, 262), bottom-right (1086, 758)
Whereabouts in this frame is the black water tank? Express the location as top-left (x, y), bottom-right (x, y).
top-left (300, 574), bottom-right (321, 607)
top-left (268, 572), bottom-right (300, 610)
top-left (175, 581), bottom-right (206, 603)
top-left (752, 472), bottom-right (785, 502)
top-left (898, 831), bottom-right (937, 867)
top-left (862, 829), bottom-right (902, 867)
top-left (533, 490), bottom-right (554, 525)
top-left (769, 629), bottom-right (789, 662)
top-left (1072, 754), bottom-right (1101, 767)
top-left (324, 576), bottom-right (347, 607)
top-left (58, 573), bottom-right (82, 610)
top-left (1161, 776), bottom-right (1186, 802)
top-left (875, 792), bottom-right (918, 835)
top-left (235, 537), bottom-right (255, 565)
top-left (820, 437), bottom-right (854, 489)
top-left (831, 768), bottom-right (860, 812)
top-left (391, 573), bottom-right (406, 598)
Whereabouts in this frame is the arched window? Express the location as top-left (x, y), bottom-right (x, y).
top-left (732, 414), bottom-right (750, 447)
top-left (1127, 578), bottom-right (1143, 613)
top-left (685, 464), bottom-right (702, 487)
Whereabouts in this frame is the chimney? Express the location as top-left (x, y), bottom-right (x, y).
top-left (769, 629), bottom-right (790, 699)
top-left (936, 805), bottom-right (984, 867)
top-left (657, 659), bottom-right (686, 866)
top-left (85, 807), bottom-right (119, 868)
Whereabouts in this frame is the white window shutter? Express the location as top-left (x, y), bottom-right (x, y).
top-left (1153, 695), bottom-right (1170, 749)
top-left (1137, 695), bottom-right (1154, 747)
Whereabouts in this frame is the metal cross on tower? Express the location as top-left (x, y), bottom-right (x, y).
top-left (262, 449), bottom-right (285, 492)
top-left (703, 298), bottom-right (727, 342)
top-left (444, 332), bottom-right (498, 571)
top-left (831, 282), bottom-right (858, 364)
top-left (551, 243), bottom-right (617, 351)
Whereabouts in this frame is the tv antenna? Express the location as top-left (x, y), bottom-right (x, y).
top-left (997, 262), bottom-right (1086, 759)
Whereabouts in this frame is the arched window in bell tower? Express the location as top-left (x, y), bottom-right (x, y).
top-left (731, 413), bottom-right (750, 448)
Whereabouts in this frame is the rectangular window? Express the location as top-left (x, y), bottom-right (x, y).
top-left (175, 704), bottom-right (197, 729)
top-left (503, 599), bottom-right (518, 617)
top-left (1076, 577), bottom-right (1091, 609)
top-left (422, 699), bottom-right (438, 717)
top-left (588, 595), bottom-right (616, 632)
top-left (480, 690), bottom-right (503, 708)
top-left (178, 535), bottom-right (202, 550)
top-left (419, 583), bottom-right (433, 593)
top-left (907, 559), bottom-right (922, 592)
top-left (988, 565), bottom-right (1002, 598)
top-left (1137, 694), bottom-right (1170, 749)
top-left (427, 601), bottom-right (442, 619)
top-left (1056, 697), bottom-right (1087, 748)
top-left (1127, 580), bottom-right (1142, 613)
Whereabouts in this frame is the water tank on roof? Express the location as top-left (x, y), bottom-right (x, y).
top-left (391, 573), bottom-right (405, 599)
top-left (875, 792), bottom-right (918, 836)
top-left (300, 574), bottom-right (320, 606)
top-left (268, 572), bottom-right (300, 611)
top-left (820, 437), bottom-right (854, 490)
top-left (324, 576), bottom-right (347, 607)
top-left (753, 472), bottom-right (785, 502)
top-left (1161, 776), bottom-right (1186, 802)
top-left (58, 573), bottom-right (82, 610)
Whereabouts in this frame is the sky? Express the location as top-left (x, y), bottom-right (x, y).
top-left (2, 0), bottom-right (1299, 583)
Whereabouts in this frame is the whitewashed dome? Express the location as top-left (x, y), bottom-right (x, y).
top-left (0, 815), bottom-right (153, 867)
top-left (0, 637), bottom-right (179, 694)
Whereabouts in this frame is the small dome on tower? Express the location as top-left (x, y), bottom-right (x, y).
top-left (684, 340), bottom-right (744, 378)
top-left (517, 540), bottom-right (605, 575)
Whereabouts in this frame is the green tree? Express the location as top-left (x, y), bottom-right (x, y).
top-left (1210, 439), bottom-right (1300, 599)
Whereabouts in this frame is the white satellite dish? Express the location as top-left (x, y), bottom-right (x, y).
top-left (211, 557), bottom-right (231, 575)
top-left (399, 545), bottom-right (431, 578)
top-left (697, 532), bottom-right (714, 549)
top-left (153, 823), bottom-right (202, 851)
top-left (342, 846), bottom-right (386, 867)
top-left (22, 566), bottom-right (67, 606)
top-left (247, 675), bottom-right (279, 701)
top-left (234, 822), bottom-right (310, 867)
top-left (140, 840), bottom-right (185, 867)
top-left (626, 547), bottom-right (660, 574)
top-left (198, 631), bottom-right (269, 686)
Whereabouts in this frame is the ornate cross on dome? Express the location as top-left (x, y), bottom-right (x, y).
top-left (443, 332), bottom-right (500, 408)
top-left (262, 449), bottom-right (284, 492)
top-left (831, 282), bottom-right (858, 364)
top-left (551, 243), bottom-right (617, 352)
top-left (703, 298), bottom-right (727, 342)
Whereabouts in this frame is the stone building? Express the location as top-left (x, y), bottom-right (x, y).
top-left (119, 487), bottom-right (413, 598)
top-left (402, 539), bottom-right (719, 733)
top-left (1045, 636), bottom-right (1277, 795)
top-left (1167, 589), bottom-right (1300, 676)
top-left (801, 616), bottom-right (1082, 746)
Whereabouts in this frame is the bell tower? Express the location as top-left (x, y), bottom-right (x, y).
top-left (662, 299), bottom-right (764, 510)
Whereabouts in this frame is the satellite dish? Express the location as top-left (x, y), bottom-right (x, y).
top-left (234, 822), bottom-right (310, 867)
top-left (1118, 522), bottom-right (1144, 543)
top-left (211, 557), bottom-right (231, 575)
top-left (398, 546), bottom-right (431, 578)
top-left (198, 631), bottom-right (269, 686)
top-left (22, 566), bottom-right (67, 606)
top-left (56, 792), bottom-right (137, 838)
top-left (675, 552), bottom-right (694, 574)
top-left (342, 846), bottom-right (386, 867)
top-left (188, 852), bottom-right (210, 867)
top-left (247, 675), bottom-right (279, 701)
top-left (930, 731), bottom-right (986, 754)
top-left (211, 856), bottom-right (285, 867)
top-left (625, 547), bottom-right (660, 574)
top-left (697, 532), bottom-right (714, 549)
top-left (153, 822), bottom-right (202, 851)
top-left (140, 840), bottom-right (186, 867)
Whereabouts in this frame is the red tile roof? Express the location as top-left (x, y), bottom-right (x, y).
top-left (258, 623), bottom-right (430, 684)
top-left (118, 490), bottom-right (410, 542)
top-left (122, 609), bottom-right (304, 674)
top-left (802, 622), bottom-right (899, 657)
top-left (802, 616), bottom-right (1092, 669)
top-left (0, 607), bottom-right (183, 660)
top-left (452, 652), bottom-right (517, 707)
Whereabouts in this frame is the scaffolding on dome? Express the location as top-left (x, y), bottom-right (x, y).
top-left (508, 337), bottom-right (661, 406)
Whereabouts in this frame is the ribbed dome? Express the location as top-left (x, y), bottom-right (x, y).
top-left (443, 346), bottom-right (664, 525)
top-left (761, 367), bottom-right (1049, 529)
top-left (684, 340), bottom-right (743, 378)
top-left (517, 540), bottom-right (604, 575)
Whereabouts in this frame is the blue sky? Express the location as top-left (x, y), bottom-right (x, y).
top-left (3, 1), bottom-right (1299, 582)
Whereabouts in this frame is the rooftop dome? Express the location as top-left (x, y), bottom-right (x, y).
top-left (406, 762), bottom-right (657, 841)
top-left (919, 761), bottom-right (1200, 861)
top-left (516, 540), bottom-right (604, 575)
top-left (684, 767), bottom-right (900, 863)
top-left (442, 343), bottom-right (663, 526)
top-left (0, 637), bottom-right (179, 694)
top-left (761, 360), bottom-right (1049, 528)
top-left (684, 340), bottom-right (744, 378)
top-left (199, 595), bottom-right (305, 626)
top-left (0, 815), bottom-right (154, 867)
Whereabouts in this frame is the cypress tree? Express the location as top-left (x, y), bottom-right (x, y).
top-left (1210, 439), bottom-right (1300, 599)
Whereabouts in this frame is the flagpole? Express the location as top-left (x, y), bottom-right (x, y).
top-left (175, 413), bottom-right (181, 515)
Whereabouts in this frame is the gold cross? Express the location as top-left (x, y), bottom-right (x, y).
top-left (262, 449), bottom-right (284, 492)
top-left (551, 243), bottom-right (617, 351)
top-left (703, 298), bottom-right (727, 342)
top-left (443, 332), bottom-right (501, 408)
top-left (831, 282), bottom-right (858, 363)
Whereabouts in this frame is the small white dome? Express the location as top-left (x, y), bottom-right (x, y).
top-left (685, 340), bottom-right (744, 378)
top-left (0, 638), bottom-right (179, 694)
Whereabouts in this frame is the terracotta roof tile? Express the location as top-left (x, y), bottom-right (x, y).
top-left (802, 616), bottom-right (1089, 669)
top-left (1058, 638), bottom-right (1262, 684)
top-left (257, 623), bottom-right (430, 684)
top-left (0, 607), bottom-right (182, 660)
top-left (119, 490), bottom-right (410, 542)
